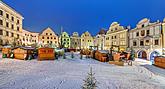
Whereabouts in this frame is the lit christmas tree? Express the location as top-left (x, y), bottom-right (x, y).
top-left (82, 67), bottom-right (97, 89)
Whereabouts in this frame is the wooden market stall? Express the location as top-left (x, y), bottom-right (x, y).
top-left (154, 56), bottom-right (165, 68)
top-left (2, 46), bottom-right (12, 58)
top-left (94, 50), bottom-right (109, 62)
top-left (38, 48), bottom-right (55, 61)
top-left (13, 47), bottom-right (34, 60)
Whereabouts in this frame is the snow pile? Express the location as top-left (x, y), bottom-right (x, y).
top-left (0, 53), bottom-right (164, 89)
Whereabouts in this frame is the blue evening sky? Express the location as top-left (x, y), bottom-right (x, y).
top-left (3, 0), bottom-right (165, 35)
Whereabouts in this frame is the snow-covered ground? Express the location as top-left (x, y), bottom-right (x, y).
top-left (0, 52), bottom-right (165, 89)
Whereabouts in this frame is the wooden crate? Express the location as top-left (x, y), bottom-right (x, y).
top-left (38, 48), bottom-right (55, 61)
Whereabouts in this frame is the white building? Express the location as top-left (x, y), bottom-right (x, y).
top-left (129, 18), bottom-right (162, 61)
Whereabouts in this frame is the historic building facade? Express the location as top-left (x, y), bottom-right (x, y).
top-left (129, 18), bottom-right (162, 61)
top-left (70, 32), bottom-right (81, 49)
top-left (81, 31), bottom-right (94, 49)
top-left (39, 27), bottom-right (58, 47)
top-left (22, 29), bottom-right (39, 46)
top-left (94, 29), bottom-right (106, 50)
top-left (162, 18), bottom-right (165, 55)
top-left (105, 22), bottom-right (128, 51)
top-left (0, 1), bottom-right (23, 45)
top-left (59, 32), bottom-right (70, 48)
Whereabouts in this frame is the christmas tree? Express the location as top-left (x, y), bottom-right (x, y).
top-left (82, 67), bottom-right (97, 89)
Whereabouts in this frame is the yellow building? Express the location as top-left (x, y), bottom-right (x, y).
top-left (105, 22), bottom-right (128, 51)
top-left (0, 1), bottom-right (23, 45)
top-left (39, 27), bottom-right (58, 47)
top-left (81, 31), bottom-right (94, 49)
top-left (162, 18), bottom-right (165, 55)
top-left (22, 29), bottom-right (39, 46)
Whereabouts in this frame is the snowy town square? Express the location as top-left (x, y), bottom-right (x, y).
top-left (0, 52), bottom-right (165, 89)
top-left (1, 0), bottom-right (165, 89)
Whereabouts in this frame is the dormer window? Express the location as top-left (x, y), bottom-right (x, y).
top-left (142, 24), bottom-right (145, 28)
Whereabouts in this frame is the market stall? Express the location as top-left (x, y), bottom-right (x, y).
top-left (38, 48), bottom-right (55, 61)
top-left (14, 47), bottom-right (34, 60)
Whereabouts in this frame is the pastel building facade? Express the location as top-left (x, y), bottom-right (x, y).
top-left (129, 18), bottom-right (162, 61)
top-left (105, 22), bottom-right (128, 51)
top-left (0, 1), bottom-right (23, 45)
top-left (161, 18), bottom-right (165, 55)
top-left (81, 31), bottom-right (94, 49)
top-left (59, 32), bottom-right (70, 48)
top-left (22, 29), bottom-right (39, 46)
top-left (70, 32), bottom-right (81, 49)
top-left (39, 27), bottom-right (58, 47)
top-left (94, 29), bottom-right (106, 50)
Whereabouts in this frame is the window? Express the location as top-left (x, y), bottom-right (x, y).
top-left (133, 41), bottom-right (137, 46)
top-left (140, 41), bottom-right (144, 46)
top-left (6, 22), bottom-right (9, 27)
top-left (147, 30), bottom-right (150, 35)
top-left (0, 10), bottom-right (3, 16)
top-left (136, 32), bottom-right (139, 37)
top-left (50, 41), bottom-right (52, 44)
top-left (17, 19), bottom-right (19, 24)
top-left (0, 29), bottom-right (3, 35)
top-left (47, 41), bottom-right (49, 44)
top-left (6, 13), bottom-right (9, 19)
top-left (6, 31), bottom-right (9, 36)
top-left (46, 33), bottom-right (48, 35)
top-left (42, 37), bottom-right (44, 39)
top-left (47, 37), bottom-right (49, 39)
top-left (145, 40), bottom-right (150, 46)
top-left (51, 37), bottom-right (52, 39)
top-left (11, 33), bottom-right (14, 37)
top-left (155, 40), bottom-right (159, 45)
top-left (50, 33), bottom-right (52, 35)
top-left (17, 34), bottom-right (19, 38)
top-left (142, 24), bottom-right (145, 28)
top-left (17, 27), bottom-right (19, 31)
top-left (0, 20), bottom-right (2, 25)
top-left (112, 36), bottom-right (113, 39)
top-left (54, 37), bottom-right (56, 40)
top-left (141, 30), bottom-right (145, 36)
top-left (11, 24), bottom-right (14, 29)
top-left (64, 39), bottom-right (66, 41)
top-left (106, 37), bottom-right (109, 40)
top-left (43, 41), bottom-right (44, 43)
top-left (12, 17), bottom-right (14, 21)
top-left (115, 36), bottom-right (116, 39)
